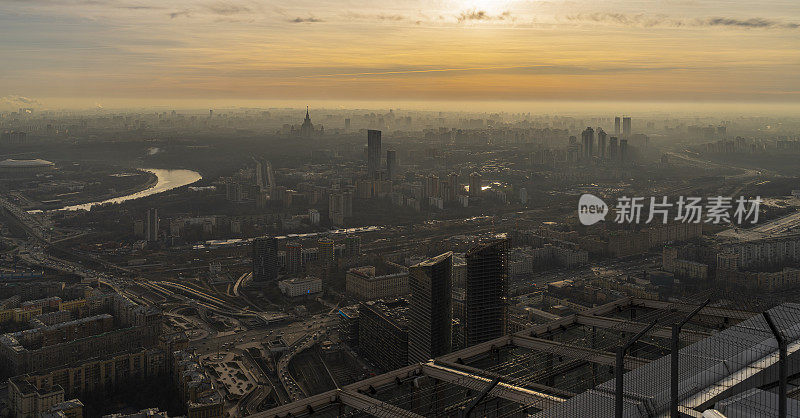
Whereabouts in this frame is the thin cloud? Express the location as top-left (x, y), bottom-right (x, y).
top-left (567, 13), bottom-right (799, 30)
top-left (701, 17), bottom-right (799, 29)
top-left (290, 17), bottom-right (322, 23)
top-left (457, 10), bottom-right (512, 23)
top-left (343, 12), bottom-right (409, 23)
top-left (168, 9), bottom-right (191, 19)
top-left (206, 3), bottom-right (251, 16)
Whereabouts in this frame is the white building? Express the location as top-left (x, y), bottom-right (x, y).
top-left (278, 277), bottom-right (322, 297)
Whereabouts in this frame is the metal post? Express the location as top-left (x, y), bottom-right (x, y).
top-left (671, 324), bottom-right (680, 418)
top-left (615, 320), bottom-right (658, 418)
top-left (615, 347), bottom-right (625, 418)
top-left (764, 311), bottom-right (787, 418)
top-left (671, 299), bottom-right (710, 418)
top-left (592, 326), bottom-right (598, 386)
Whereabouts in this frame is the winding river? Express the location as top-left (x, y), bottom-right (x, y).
top-left (59, 168), bottom-right (202, 211)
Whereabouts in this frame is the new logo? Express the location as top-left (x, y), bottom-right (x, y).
top-left (578, 194), bottom-right (608, 226)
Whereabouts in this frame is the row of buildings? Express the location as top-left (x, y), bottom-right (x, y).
top-left (661, 235), bottom-right (800, 291)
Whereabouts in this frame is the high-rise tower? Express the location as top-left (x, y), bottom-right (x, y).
top-left (409, 252), bottom-right (453, 363)
top-left (622, 116), bottom-right (632, 138)
top-left (367, 130), bottom-right (382, 179)
top-left (465, 238), bottom-right (508, 347)
top-left (253, 236), bottom-right (279, 282)
top-left (581, 127), bottom-right (595, 160)
top-left (386, 149), bottom-right (397, 180)
top-left (146, 208), bottom-right (159, 242)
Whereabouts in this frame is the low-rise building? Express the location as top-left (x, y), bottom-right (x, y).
top-left (346, 266), bottom-right (409, 301)
top-left (8, 375), bottom-right (66, 418)
top-left (277, 276), bottom-right (322, 297)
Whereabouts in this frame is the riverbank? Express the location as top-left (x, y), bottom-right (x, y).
top-left (57, 168), bottom-right (202, 212)
top-left (67, 168), bottom-right (159, 209)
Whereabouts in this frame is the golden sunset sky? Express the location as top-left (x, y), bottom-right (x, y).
top-left (1, 0), bottom-right (799, 110)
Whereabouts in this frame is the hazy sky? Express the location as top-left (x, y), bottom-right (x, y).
top-left (2, 0), bottom-right (799, 110)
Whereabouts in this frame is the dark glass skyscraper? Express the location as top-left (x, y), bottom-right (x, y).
top-left (386, 149), bottom-right (397, 180)
top-left (146, 208), bottom-right (158, 242)
top-left (465, 238), bottom-right (508, 347)
top-left (581, 127), bottom-right (594, 160)
top-left (597, 128), bottom-right (607, 160)
top-left (252, 236), bottom-right (278, 282)
top-left (409, 252), bottom-right (453, 364)
top-left (622, 116), bottom-right (632, 138)
top-left (367, 129), bottom-right (382, 179)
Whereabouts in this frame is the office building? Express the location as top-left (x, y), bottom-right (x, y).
top-left (358, 299), bottom-right (409, 371)
top-left (318, 237), bottom-right (335, 267)
top-left (597, 128), bottom-right (607, 159)
top-left (367, 130), bottom-right (382, 178)
top-left (346, 267), bottom-right (409, 301)
top-left (278, 277), bottom-right (322, 297)
top-left (465, 238), bottom-right (508, 346)
top-left (620, 139), bottom-right (629, 163)
top-left (286, 241), bottom-right (302, 275)
top-left (408, 252), bottom-right (453, 364)
top-left (581, 127), bottom-right (594, 160)
top-left (146, 208), bottom-right (158, 242)
top-left (614, 116), bottom-right (621, 135)
top-left (252, 236), bottom-right (279, 282)
top-left (386, 150), bottom-right (397, 180)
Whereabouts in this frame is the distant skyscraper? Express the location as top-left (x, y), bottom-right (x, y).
top-left (253, 236), bottom-right (279, 282)
top-left (255, 159), bottom-right (266, 189)
top-left (329, 193), bottom-right (344, 225)
top-left (597, 128), bottom-right (607, 160)
top-left (448, 173), bottom-right (459, 201)
top-left (609, 137), bottom-right (619, 161)
top-left (622, 116), bottom-right (632, 138)
top-left (425, 174), bottom-right (439, 198)
top-left (386, 149), bottom-right (397, 180)
top-left (345, 235), bottom-right (361, 257)
top-left (343, 190), bottom-right (353, 218)
top-left (286, 241), bottom-right (302, 275)
top-left (409, 252), bottom-right (453, 364)
top-left (300, 106), bottom-right (315, 138)
top-left (367, 130), bottom-right (382, 178)
top-left (344, 118), bottom-right (351, 131)
top-left (209, 109), bottom-right (213, 118)
top-left (318, 237), bottom-right (335, 267)
top-left (614, 116), bottom-right (621, 135)
top-left (146, 208), bottom-right (158, 242)
top-left (581, 127), bottom-right (595, 160)
top-left (465, 238), bottom-right (508, 346)
top-left (468, 172), bottom-right (481, 198)
top-left (620, 139), bottom-right (629, 164)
